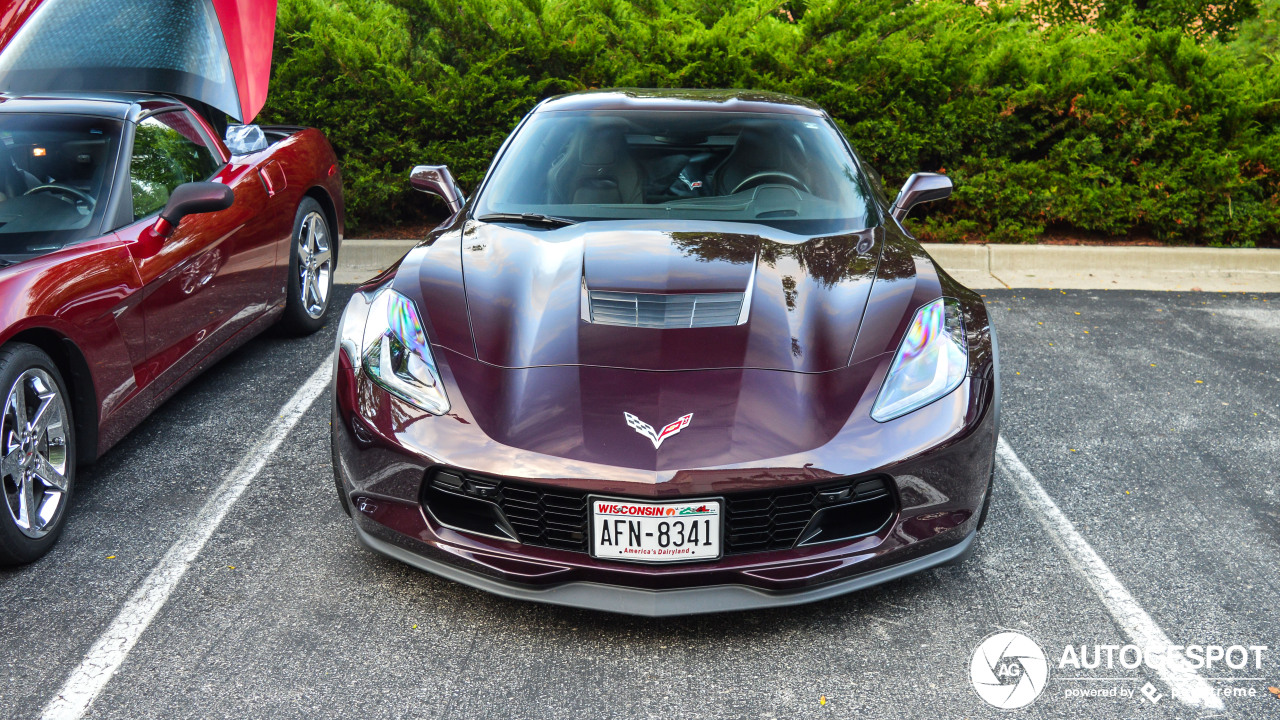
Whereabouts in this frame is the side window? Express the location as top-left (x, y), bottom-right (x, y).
top-left (129, 112), bottom-right (222, 221)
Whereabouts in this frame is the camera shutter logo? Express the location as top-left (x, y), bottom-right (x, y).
top-left (970, 631), bottom-right (1050, 709)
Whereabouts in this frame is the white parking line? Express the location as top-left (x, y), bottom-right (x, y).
top-left (996, 436), bottom-right (1224, 711)
top-left (41, 358), bottom-right (333, 720)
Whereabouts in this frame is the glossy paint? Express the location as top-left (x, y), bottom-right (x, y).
top-left (453, 222), bottom-right (880, 372)
top-left (0, 94), bottom-right (343, 463)
top-left (534, 88), bottom-right (827, 116)
top-left (891, 172), bottom-right (953, 223)
top-left (332, 225), bottom-right (996, 592)
top-left (333, 90), bottom-right (998, 604)
top-left (210, 0), bottom-right (277, 124)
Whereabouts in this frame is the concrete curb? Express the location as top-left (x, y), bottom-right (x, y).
top-left (336, 239), bottom-right (419, 284)
top-left (336, 238), bottom-right (1280, 292)
top-left (923, 243), bottom-right (1280, 292)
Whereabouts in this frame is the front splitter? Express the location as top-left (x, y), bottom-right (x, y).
top-left (353, 523), bottom-right (977, 617)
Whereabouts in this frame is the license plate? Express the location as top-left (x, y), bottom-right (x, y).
top-left (589, 497), bottom-right (722, 563)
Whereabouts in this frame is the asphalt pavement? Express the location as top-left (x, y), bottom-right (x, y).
top-left (2, 286), bottom-right (1277, 720)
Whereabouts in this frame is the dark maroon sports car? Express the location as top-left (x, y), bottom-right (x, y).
top-left (332, 89), bottom-right (998, 615)
top-left (0, 0), bottom-right (343, 564)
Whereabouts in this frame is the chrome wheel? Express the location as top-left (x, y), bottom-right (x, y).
top-left (1, 368), bottom-right (69, 539)
top-left (297, 210), bottom-right (332, 319)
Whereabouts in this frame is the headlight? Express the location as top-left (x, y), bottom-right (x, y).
top-left (347, 288), bottom-right (450, 415)
top-left (871, 297), bottom-right (967, 422)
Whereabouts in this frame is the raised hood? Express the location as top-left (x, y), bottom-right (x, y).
top-left (0, 0), bottom-right (276, 122)
top-left (456, 220), bottom-right (881, 373)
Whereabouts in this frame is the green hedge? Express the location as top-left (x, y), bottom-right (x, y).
top-left (261, 0), bottom-right (1280, 246)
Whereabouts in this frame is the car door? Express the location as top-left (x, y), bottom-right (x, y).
top-left (112, 109), bottom-right (273, 391)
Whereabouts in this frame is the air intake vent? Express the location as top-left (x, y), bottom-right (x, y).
top-left (587, 291), bottom-right (745, 329)
top-left (421, 470), bottom-right (899, 557)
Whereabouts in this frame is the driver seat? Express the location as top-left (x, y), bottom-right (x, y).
top-left (548, 122), bottom-right (644, 205)
top-left (713, 127), bottom-right (806, 196)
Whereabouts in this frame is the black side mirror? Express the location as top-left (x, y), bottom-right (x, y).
top-left (154, 182), bottom-right (235, 237)
top-left (891, 172), bottom-right (952, 223)
top-left (410, 165), bottom-right (465, 215)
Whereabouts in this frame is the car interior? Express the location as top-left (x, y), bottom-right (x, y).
top-left (478, 110), bottom-right (871, 228)
top-left (0, 114), bottom-right (120, 256)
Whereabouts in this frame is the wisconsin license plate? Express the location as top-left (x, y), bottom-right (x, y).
top-left (589, 497), bottom-right (722, 563)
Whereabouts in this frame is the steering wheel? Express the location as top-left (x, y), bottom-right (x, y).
top-left (730, 171), bottom-right (809, 195)
top-left (25, 183), bottom-right (96, 208)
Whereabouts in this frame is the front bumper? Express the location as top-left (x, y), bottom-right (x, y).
top-left (354, 520), bottom-right (977, 617)
top-left (332, 339), bottom-right (999, 615)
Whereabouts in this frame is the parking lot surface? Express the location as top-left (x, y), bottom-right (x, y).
top-left (2, 286), bottom-right (1277, 719)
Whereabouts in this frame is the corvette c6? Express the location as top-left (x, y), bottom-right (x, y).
top-left (332, 89), bottom-right (998, 616)
top-left (0, 0), bottom-right (343, 564)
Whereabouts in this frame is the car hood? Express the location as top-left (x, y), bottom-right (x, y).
top-left (452, 220), bottom-right (881, 373)
top-left (0, 0), bottom-right (276, 122)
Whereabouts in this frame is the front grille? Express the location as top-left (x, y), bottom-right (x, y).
top-left (429, 470), bottom-right (896, 557)
top-left (497, 484), bottom-right (590, 551)
top-left (588, 290), bottom-right (744, 328)
top-left (723, 487), bottom-right (821, 553)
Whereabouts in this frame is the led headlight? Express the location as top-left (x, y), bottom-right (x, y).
top-left (871, 297), bottom-right (968, 422)
top-left (347, 288), bottom-right (450, 415)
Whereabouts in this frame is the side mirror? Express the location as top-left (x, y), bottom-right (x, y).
top-left (891, 172), bottom-right (952, 223)
top-left (152, 182), bottom-right (235, 238)
top-left (410, 165), bottom-right (465, 215)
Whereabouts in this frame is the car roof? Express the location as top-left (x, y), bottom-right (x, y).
top-left (535, 88), bottom-right (826, 116)
top-left (0, 91), bottom-right (186, 121)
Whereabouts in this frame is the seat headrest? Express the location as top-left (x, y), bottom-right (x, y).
top-left (733, 127), bottom-right (788, 169)
top-left (578, 124), bottom-right (629, 166)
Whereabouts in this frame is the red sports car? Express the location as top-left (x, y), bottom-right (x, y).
top-left (0, 0), bottom-right (343, 563)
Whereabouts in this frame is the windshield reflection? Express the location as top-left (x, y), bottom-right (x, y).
top-left (669, 230), bottom-right (879, 288)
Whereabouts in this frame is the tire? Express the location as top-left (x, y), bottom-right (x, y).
top-left (279, 197), bottom-right (335, 335)
top-left (0, 343), bottom-right (76, 566)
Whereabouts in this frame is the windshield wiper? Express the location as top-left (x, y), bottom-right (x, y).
top-left (475, 212), bottom-right (578, 228)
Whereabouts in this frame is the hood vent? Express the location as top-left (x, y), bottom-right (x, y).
top-left (587, 290), bottom-right (746, 329)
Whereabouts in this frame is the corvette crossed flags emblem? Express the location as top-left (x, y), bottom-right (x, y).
top-left (624, 412), bottom-right (693, 449)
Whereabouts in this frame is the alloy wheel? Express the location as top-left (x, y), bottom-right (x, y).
top-left (297, 210), bottom-right (332, 319)
top-left (1, 368), bottom-right (69, 538)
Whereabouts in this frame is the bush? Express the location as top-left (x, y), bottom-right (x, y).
top-left (262, 0), bottom-right (1280, 246)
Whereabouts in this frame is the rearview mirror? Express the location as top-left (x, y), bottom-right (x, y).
top-left (153, 182), bottom-right (235, 238)
top-left (410, 165), bottom-right (465, 215)
top-left (891, 172), bottom-right (953, 223)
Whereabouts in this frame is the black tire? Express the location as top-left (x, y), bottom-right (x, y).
top-left (0, 343), bottom-right (76, 566)
top-left (279, 197), bottom-right (336, 335)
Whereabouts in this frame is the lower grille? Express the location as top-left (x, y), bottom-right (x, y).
top-left (723, 486), bottom-right (821, 553)
top-left (427, 469), bottom-right (896, 557)
top-left (497, 484), bottom-right (590, 551)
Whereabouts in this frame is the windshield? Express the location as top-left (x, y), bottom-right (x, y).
top-left (473, 110), bottom-right (875, 232)
top-left (0, 113), bottom-right (121, 257)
